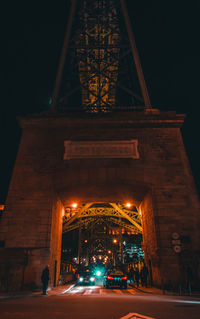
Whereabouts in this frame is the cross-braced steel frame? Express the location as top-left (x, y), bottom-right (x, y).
top-left (52, 0), bottom-right (151, 112)
top-left (62, 202), bottom-right (142, 234)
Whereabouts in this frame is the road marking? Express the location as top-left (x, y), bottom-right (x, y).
top-left (113, 289), bottom-right (123, 294)
top-left (83, 289), bottom-right (92, 295)
top-left (127, 289), bottom-right (136, 295)
top-left (69, 287), bottom-right (85, 294)
top-left (119, 313), bottom-right (155, 319)
top-left (70, 289), bottom-right (80, 294)
top-left (119, 314), bottom-right (135, 319)
top-left (59, 284), bottom-right (75, 295)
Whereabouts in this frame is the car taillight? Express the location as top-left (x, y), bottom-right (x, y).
top-left (107, 276), bottom-right (113, 280)
top-left (121, 276), bottom-right (127, 280)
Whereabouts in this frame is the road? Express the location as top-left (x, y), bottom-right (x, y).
top-left (1, 284), bottom-right (200, 319)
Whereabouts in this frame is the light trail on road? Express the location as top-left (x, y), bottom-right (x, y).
top-left (62, 285), bottom-right (200, 307)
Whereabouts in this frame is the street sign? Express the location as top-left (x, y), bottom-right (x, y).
top-left (171, 233), bottom-right (181, 253)
top-left (120, 313), bottom-right (155, 319)
top-left (173, 245), bottom-right (181, 253)
top-left (172, 232), bottom-right (179, 239)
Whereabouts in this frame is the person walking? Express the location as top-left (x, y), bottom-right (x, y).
top-left (41, 265), bottom-right (50, 295)
top-left (134, 268), bottom-right (140, 288)
top-left (141, 265), bottom-right (148, 287)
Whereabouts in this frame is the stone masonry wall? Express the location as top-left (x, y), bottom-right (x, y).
top-left (0, 112), bottom-right (199, 289)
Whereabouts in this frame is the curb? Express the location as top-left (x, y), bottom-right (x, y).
top-left (129, 284), bottom-right (200, 297)
top-left (0, 283), bottom-right (76, 300)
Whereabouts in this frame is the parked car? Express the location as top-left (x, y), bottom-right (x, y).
top-left (77, 269), bottom-right (96, 285)
top-left (103, 269), bottom-right (127, 289)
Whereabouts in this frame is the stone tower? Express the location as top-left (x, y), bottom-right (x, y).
top-left (0, 0), bottom-right (199, 291)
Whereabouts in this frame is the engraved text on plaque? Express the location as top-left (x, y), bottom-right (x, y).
top-left (64, 140), bottom-right (139, 160)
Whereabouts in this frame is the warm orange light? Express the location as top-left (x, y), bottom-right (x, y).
top-left (125, 202), bottom-right (132, 208)
top-left (84, 240), bottom-right (88, 243)
top-left (0, 205), bottom-right (5, 211)
top-left (113, 239), bottom-right (117, 244)
top-left (108, 250), bottom-right (111, 254)
top-left (72, 202), bottom-right (78, 209)
top-left (62, 208), bottom-right (65, 217)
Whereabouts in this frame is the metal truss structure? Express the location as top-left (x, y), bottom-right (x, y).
top-left (52, 0), bottom-right (151, 112)
top-left (62, 202), bottom-right (142, 234)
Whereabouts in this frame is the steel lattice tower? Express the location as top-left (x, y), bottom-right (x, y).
top-left (51, 0), bottom-right (151, 112)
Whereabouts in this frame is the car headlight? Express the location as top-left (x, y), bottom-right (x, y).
top-left (90, 277), bottom-right (95, 282)
top-left (79, 277), bottom-right (83, 282)
top-left (96, 270), bottom-right (101, 277)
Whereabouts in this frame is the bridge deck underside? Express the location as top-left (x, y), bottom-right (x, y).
top-left (63, 202), bottom-right (142, 233)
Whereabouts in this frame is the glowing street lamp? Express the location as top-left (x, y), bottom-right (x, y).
top-left (125, 202), bottom-right (132, 208)
top-left (113, 239), bottom-right (117, 244)
top-left (72, 202), bottom-right (78, 209)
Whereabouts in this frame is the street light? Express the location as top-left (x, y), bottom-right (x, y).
top-left (0, 205), bottom-right (6, 218)
top-left (72, 202), bottom-right (78, 208)
top-left (125, 202), bottom-right (132, 208)
top-left (113, 239), bottom-right (117, 244)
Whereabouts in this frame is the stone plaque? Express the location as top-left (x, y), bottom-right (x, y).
top-left (64, 140), bottom-right (139, 160)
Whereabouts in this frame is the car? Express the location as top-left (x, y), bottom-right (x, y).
top-left (103, 269), bottom-right (127, 289)
top-left (77, 269), bottom-right (96, 285)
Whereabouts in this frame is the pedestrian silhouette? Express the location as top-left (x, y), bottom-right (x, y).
top-left (141, 265), bottom-right (148, 287)
top-left (134, 268), bottom-right (140, 288)
top-left (41, 265), bottom-right (50, 295)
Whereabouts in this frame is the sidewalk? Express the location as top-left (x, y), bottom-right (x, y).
top-left (0, 283), bottom-right (75, 300)
top-left (129, 283), bottom-right (200, 297)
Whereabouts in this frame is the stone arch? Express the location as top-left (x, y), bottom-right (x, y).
top-left (55, 181), bottom-right (151, 207)
top-left (53, 180), bottom-right (161, 285)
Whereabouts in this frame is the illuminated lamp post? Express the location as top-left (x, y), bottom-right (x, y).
top-left (119, 222), bottom-right (124, 264)
top-left (78, 224), bottom-right (82, 265)
top-left (113, 238), bottom-right (118, 267)
top-left (0, 205), bottom-right (6, 219)
top-left (85, 239), bottom-right (89, 266)
top-left (125, 202), bottom-right (132, 209)
top-left (72, 202), bottom-right (78, 209)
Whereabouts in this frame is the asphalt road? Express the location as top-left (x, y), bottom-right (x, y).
top-left (1, 285), bottom-right (200, 319)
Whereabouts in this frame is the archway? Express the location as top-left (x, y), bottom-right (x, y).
top-left (52, 181), bottom-right (159, 287)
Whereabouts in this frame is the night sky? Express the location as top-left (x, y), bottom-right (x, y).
top-left (1, 0), bottom-right (200, 202)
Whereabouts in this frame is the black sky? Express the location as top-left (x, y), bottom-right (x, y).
top-left (1, 0), bottom-right (200, 202)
